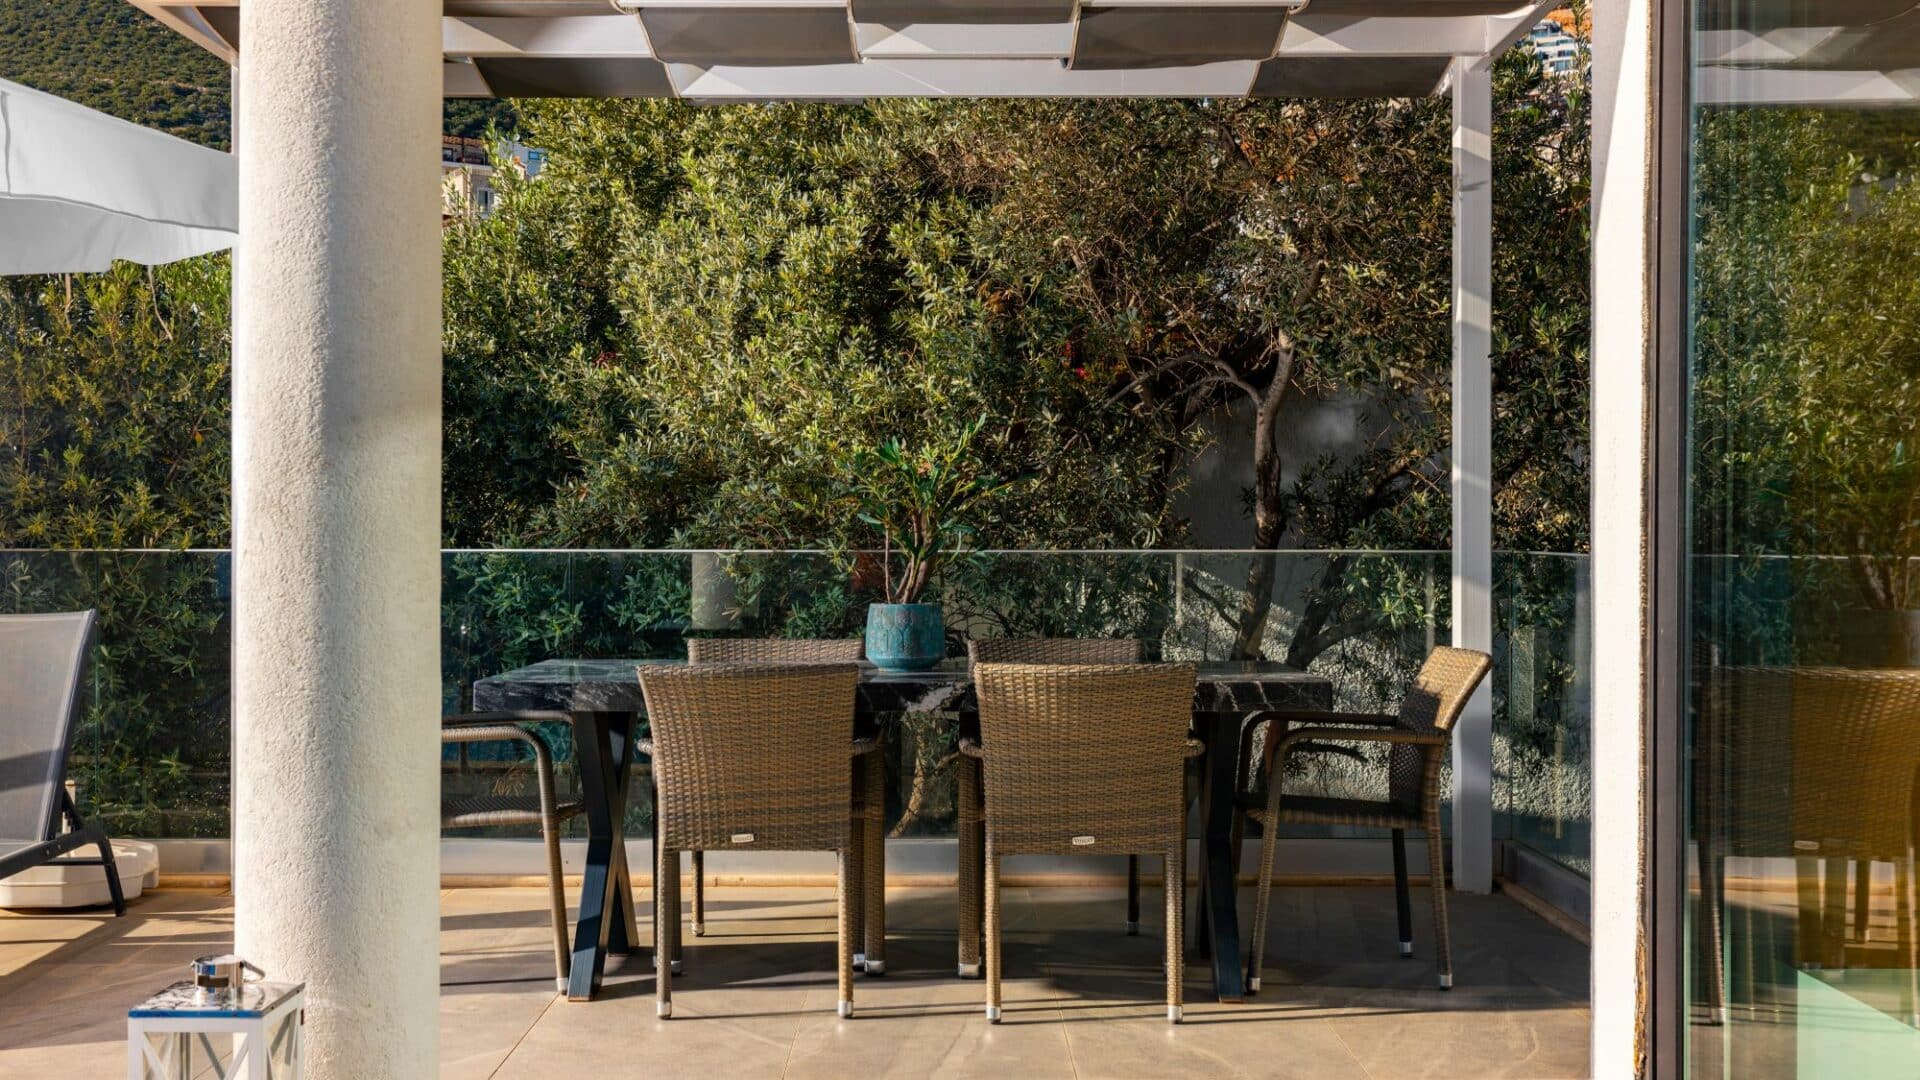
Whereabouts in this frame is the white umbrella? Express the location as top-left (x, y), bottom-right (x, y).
top-left (0, 77), bottom-right (237, 275)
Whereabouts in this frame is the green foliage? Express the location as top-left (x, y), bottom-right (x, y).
top-left (0, 0), bottom-right (231, 148)
top-left (443, 101), bottom-right (1178, 554)
top-left (2, 262), bottom-right (232, 547)
top-left (1692, 106), bottom-right (1920, 616)
top-left (1, 260), bottom-right (234, 833)
top-left (0, 0), bottom-right (527, 147)
top-left (443, 99), bottom-right (521, 140)
top-left (850, 419), bottom-right (1018, 603)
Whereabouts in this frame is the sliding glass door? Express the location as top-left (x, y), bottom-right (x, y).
top-left (1681, 1), bottom-right (1920, 1075)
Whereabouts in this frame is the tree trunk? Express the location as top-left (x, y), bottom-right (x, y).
top-left (1282, 552), bottom-right (1356, 669)
top-left (1230, 390), bottom-right (1287, 660)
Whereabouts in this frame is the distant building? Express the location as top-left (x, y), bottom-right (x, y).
top-left (1521, 19), bottom-right (1583, 76)
top-left (441, 136), bottom-right (547, 220)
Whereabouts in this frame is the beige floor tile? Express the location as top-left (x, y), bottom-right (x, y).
top-left (0, 883), bottom-right (1591, 1078)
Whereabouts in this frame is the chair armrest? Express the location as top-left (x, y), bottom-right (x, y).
top-left (1275, 726), bottom-right (1446, 758)
top-left (442, 710), bottom-right (573, 729)
top-left (1263, 709), bottom-right (1400, 728)
top-left (1244, 710), bottom-right (1400, 786)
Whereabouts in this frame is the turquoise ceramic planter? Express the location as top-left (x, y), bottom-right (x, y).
top-left (865, 603), bottom-right (946, 672)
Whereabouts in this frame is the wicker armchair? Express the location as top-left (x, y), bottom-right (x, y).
top-left (1239, 646), bottom-right (1491, 993)
top-left (1694, 666), bottom-right (1920, 1022)
top-left (955, 638), bottom-right (1145, 978)
top-left (669, 639), bottom-right (884, 972)
top-left (639, 662), bottom-right (870, 1019)
top-left (969, 662), bottom-right (1199, 1023)
top-left (441, 712), bottom-right (585, 991)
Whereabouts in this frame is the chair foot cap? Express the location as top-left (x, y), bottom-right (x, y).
top-left (1438, 974), bottom-right (1453, 990)
top-left (670, 960), bottom-right (683, 975)
top-left (853, 952), bottom-right (866, 967)
top-left (986, 1006), bottom-right (1002, 1023)
top-left (958, 963), bottom-right (981, 978)
top-left (1168, 1006), bottom-right (1184, 1024)
top-left (838, 1000), bottom-right (854, 1019)
top-left (1400, 941), bottom-right (1413, 958)
top-left (657, 1002), bottom-right (672, 1019)
top-left (555, 978), bottom-right (568, 992)
top-left (863, 960), bottom-right (886, 976)
top-left (1126, 920), bottom-right (1140, 936)
top-left (692, 924), bottom-right (705, 937)
top-left (1247, 977), bottom-right (1261, 993)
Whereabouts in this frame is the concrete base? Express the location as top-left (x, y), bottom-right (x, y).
top-left (0, 840), bottom-right (158, 909)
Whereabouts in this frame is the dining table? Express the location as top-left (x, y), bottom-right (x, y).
top-left (472, 657), bottom-right (1335, 1002)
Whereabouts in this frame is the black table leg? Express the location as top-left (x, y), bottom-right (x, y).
top-left (568, 711), bottom-right (637, 1001)
top-left (1196, 712), bottom-right (1245, 1003)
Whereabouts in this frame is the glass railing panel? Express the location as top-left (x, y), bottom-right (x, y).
top-left (1494, 552), bottom-right (1592, 876)
top-left (0, 545), bottom-right (1589, 874)
top-left (0, 549), bottom-right (232, 838)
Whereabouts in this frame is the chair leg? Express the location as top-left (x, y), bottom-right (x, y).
top-left (542, 814), bottom-right (572, 991)
top-left (862, 750), bottom-right (887, 975)
top-left (1391, 828), bottom-right (1413, 958)
top-left (691, 851), bottom-right (706, 937)
top-left (848, 809), bottom-right (866, 970)
top-left (94, 833), bottom-right (126, 918)
top-left (1823, 856), bottom-right (1848, 971)
top-left (1698, 837), bottom-right (1727, 1022)
top-left (656, 844), bottom-right (677, 1018)
top-left (1854, 859), bottom-right (1873, 944)
top-left (1127, 855), bottom-right (1141, 935)
top-left (649, 788), bottom-right (681, 976)
top-left (1166, 841), bottom-right (1185, 1024)
top-left (1425, 816), bottom-right (1452, 990)
top-left (838, 848), bottom-right (855, 1018)
top-left (985, 842), bottom-right (1003, 1022)
top-left (957, 755), bottom-right (983, 978)
top-left (1245, 813), bottom-right (1279, 995)
top-left (1898, 856), bottom-right (1918, 1026)
top-left (1795, 856), bottom-right (1823, 969)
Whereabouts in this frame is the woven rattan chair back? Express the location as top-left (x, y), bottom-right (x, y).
top-left (640, 663), bottom-right (860, 852)
top-left (966, 638), bottom-right (1142, 668)
top-left (1386, 647), bottom-right (1493, 812)
top-left (1707, 665), bottom-right (1920, 860)
top-left (974, 662), bottom-right (1195, 855)
top-left (687, 638), bottom-right (864, 664)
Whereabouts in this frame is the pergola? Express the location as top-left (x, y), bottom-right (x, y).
top-left (126, 0), bottom-right (1557, 1074)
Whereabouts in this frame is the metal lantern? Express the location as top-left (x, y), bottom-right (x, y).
top-left (127, 955), bottom-right (305, 1079)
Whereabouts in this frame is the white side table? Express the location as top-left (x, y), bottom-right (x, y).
top-left (127, 980), bottom-right (305, 1079)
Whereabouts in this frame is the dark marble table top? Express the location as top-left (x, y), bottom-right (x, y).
top-left (473, 658), bottom-right (1334, 716)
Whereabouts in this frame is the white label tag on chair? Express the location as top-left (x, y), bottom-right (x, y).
top-left (1071, 835), bottom-right (1096, 846)
top-left (732, 833), bottom-right (756, 844)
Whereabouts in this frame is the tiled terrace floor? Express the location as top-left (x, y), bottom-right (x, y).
top-left (0, 883), bottom-right (1590, 1078)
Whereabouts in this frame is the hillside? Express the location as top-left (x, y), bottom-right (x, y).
top-left (0, 0), bottom-right (231, 147)
top-left (0, 0), bottom-right (517, 148)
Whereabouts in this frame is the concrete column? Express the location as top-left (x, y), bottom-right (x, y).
top-left (1589, 0), bottom-right (1658, 1072)
top-left (231, 2), bottom-right (443, 1076)
top-left (1449, 56), bottom-right (1495, 896)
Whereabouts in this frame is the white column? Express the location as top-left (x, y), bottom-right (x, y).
top-left (231, 2), bottom-right (443, 1076)
top-left (1590, 0), bottom-right (1657, 1073)
top-left (1449, 56), bottom-right (1494, 896)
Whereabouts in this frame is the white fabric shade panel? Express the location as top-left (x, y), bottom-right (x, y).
top-left (0, 77), bottom-right (237, 275)
top-left (133, 0), bottom-right (1551, 100)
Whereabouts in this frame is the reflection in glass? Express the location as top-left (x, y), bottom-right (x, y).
top-left (1686, 2), bottom-right (1920, 1073)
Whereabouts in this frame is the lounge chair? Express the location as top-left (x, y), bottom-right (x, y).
top-left (0, 611), bottom-right (125, 915)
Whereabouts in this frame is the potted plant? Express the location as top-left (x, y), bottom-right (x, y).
top-left (848, 418), bottom-right (1015, 671)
